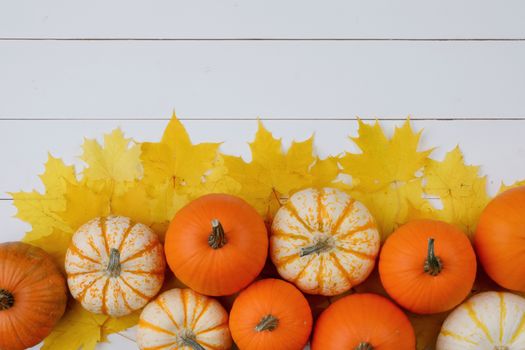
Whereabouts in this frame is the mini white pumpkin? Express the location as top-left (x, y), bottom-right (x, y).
top-left (65, 215), bottom-right (165, 317)
top-left (137, 288), bottom-right (232, 350)
top-left (437, 291), bottom-right (525, 350)
top-left (270, 187), bottom-right (380, 296)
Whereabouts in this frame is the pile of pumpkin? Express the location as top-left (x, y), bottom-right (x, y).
top-left (1, 186), bottom-right (525, 350)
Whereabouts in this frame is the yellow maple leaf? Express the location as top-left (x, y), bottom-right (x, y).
top-left (42, 301), bottom-right (108, 350)
top-left (61, 181), bottom-right (111, 231)
top-left (81, 129), bottom-right (142, 194)
top-left (22, 229), bottom-right (71, 273)
top-left (101, 311), bottom-right (141, 342)
top-left (340, 119), bottom-right (432, 237)
top-left (424, 146), bottom-right (489, 236)
top-left (499, 179), bottom-right (525, 193)
top-left (223, 121), bottom-right (334, 221)
top-left (141, 114), bottom-right (220, 194)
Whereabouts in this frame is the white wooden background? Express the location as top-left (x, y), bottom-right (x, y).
top-left (1, 1), bottom-right (525, 349)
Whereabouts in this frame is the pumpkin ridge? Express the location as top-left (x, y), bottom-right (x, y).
top-left (77, 274), bottom-right (104, 303)
top-left (509, 311), bottom-right (525, 343)
top-left (499, 292), bottom-right (506, 344)
top-left (334, 220), bottom-right (375, 240)
top-left (121, 269), bottom-right (164, 276)
top-left (291, 256), bottom-right (315, 284)
top-left (316, 255), bottom-right (325, 293)
top-left (285, 202), bottom-right (314, 234)
top-left (181, 289), bottom-right (188, 328)
top-left (100, 217), bottom-right (110, 256)
top-left (330, 198), bottom-right (356, 235)
top-left (317, 188), bottom-right (325, 232)
top-left (101, 278), bottom-right (110, 315)
top-left (464, 302), bottom-right (494, 343)
top-left (272, 229), bottom-right (309, 242)
top-left (87, 236), bottom-right (103, 259)
top-left (117, 221), bottom-right (136, 251)
top-left (138, 319), bottom-right (176, 336)
top-left (116, 280), bottom-right (133, 312)
top-left (329, 252), bottom-right (358, 286)
top-left (195, 338), bottom-right (220, 350)
top-left (274, 253), bottom-right (301, 267)
top-left (67, 270), bottom-right (99, 278)
top-left (192, 297), bottom-right (211, 329)
top-left (337, 246), bottom-right (375, 261)
top-left (155, 297), bottom-right (181, 330)
top-left (196, 322), bottom-right (228, 336)
top-left (142, 340), bottom-right (177, 350)
top-left (439, 329), bottom-right (478, 345)
top-left (120, 276), bottom-right (151, 301)
top-left (120, 240), bottom-right (159, 264)
top-left (68, 244), bottom-right (100, 265)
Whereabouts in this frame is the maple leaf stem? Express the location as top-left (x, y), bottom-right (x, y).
top-left (0, 289), bottom-right (14, 310)
top-left (355, 342), bottom-right (374, 350)
top-left (106, 248), bottom-right (121, 278)
top-left (255, 314), bottom-right (279, 332)
top-left (424, 237), bottom-right (442, 276)
top-left (209, 219), bottom-right (227, 249)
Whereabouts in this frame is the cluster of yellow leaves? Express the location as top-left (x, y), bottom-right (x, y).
top-left (11, 114), bottom-right (499, 349)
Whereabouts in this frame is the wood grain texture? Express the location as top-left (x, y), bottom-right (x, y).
top-left (1, 0), bottom-right (524, 39)
top-left (1, 41), bottom-right (524, 119)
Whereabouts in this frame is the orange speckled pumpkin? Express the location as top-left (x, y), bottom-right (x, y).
top-left (65, 216), bottom-right (166, 317)
top-left (165, 194), bottom-right (268, 296)
top-left (311, 293), bottom-right (415, 350)
top-left (0, 242), bottom-right (67, 350)
top-left (475, 186), bottom-right (525, 292)
top-left (229, 279), bottom-right (312, 350)
top-left (270, 188), bottom-right (380, 296)
top-left (379, 219), bottom-right (476, 314)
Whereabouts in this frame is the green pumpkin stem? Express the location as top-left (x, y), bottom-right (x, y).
top-left (355, 342), bottom-right (374, 350)
top-left (209, 219), bottom-right (227, 249)
top-left (255, 314), bottom-right (279, 332)
top-left (181, 336), bottom-right (206, 350)
top-left (0, 289), bottom-right (14, 311)
top-left (106, 248), bottom-right (121, 278)
top-left (300, 238), bottom-right (331, 257)
top-left (424, 237), bottom-right (443, 276)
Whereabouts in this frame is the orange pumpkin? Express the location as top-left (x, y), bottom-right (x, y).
top-left (0, 242), bottom-right (68, 350)
top-left (475, 186), bottom-right (525, 291)
top-left (379, 219), bottom-right (476, 314)
top-left (229, 278), bottom-right (312, 350)
top-left (165, 194), bottom-right (268, 296)
top-left (311, 293), bottom-right (415, 350)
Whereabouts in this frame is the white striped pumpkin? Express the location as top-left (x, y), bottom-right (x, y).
top-left (270, 187), bottom-right (380, 296)
top-left (65, 216), bottom-right (165, 317)
top-left (437, 291), bottom-right (525, 350)
top-left (137, 288), bottom-right (232, 350)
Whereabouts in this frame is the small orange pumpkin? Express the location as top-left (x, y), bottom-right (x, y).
top-left (311, 293), bottom-right (415, 350)
top-left (0, 242), bottom-right (68, 350)
top-left (229, 278), bottom-right (312, 350)
top-left (165, 194), bottom-right (268, 296)
top-left (379, 219), bottom-right (476, 314)
top-left (475, 186), bottom-right (525, 291)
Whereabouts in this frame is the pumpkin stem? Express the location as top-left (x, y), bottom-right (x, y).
top-left (255, 314), bottom-right (279, 332)
top-left (494, 346), bottom-right (509, 350)
top-left (424, 237), bottom-right (443, 276)
top-left (180, 333), bottom-right (206, 350)
top-left (106, 248), bottom-right (121, 278)
top-left (0, 289), bottom-right (14, 311)
top-left (300, 238), bottom-right (331, 257)
top-left (355, 342), bottom-right (374, 350)
top-left (209, 219), bottom-right (227, 249)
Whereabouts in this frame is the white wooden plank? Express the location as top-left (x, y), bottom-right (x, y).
top-left (1, 41), bottom-right (525, 119)
top-left (0, 0), bottom-right (524, 39)
top-left (1, 119), bottom-right (524, 201)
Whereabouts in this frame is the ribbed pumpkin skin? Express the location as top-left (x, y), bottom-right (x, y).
top-left (137, 288), bottom-right (232, 350)
top-left (0, 242), bottom-right (67, 350)
top-left (475, 186), bottom-right (525, 292)
top-left (311, 293), bottom-right (415, 350)
top-left (229, 279), bottom-right (312, 350)
top-left (165, 194), bottom-right (268, 296)
top-left (379, 219), bottom-right (477, 314)
top-left (65, 216), bottom-right (165, 317)
top-left (270, 188), bottom-right (379, 296)
top-left (437, 292), bottom-right (525, 349)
